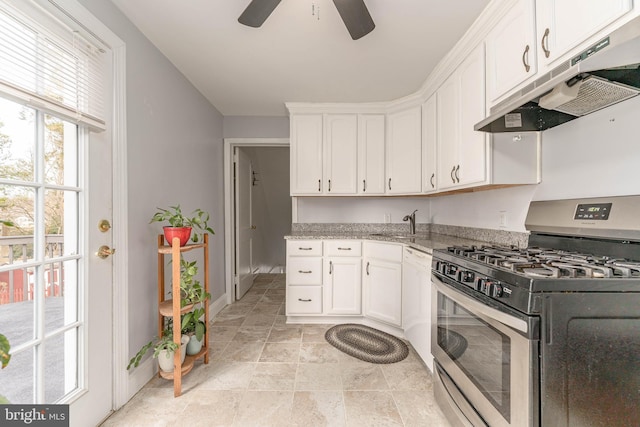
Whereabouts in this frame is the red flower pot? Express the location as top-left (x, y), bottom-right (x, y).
top-left (163, 226), bottom-right (192, 247)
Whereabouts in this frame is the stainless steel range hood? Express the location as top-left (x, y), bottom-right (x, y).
top-left (476, 15), bottom-right (640, 133)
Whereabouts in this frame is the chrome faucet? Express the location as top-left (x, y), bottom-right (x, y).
top-left (403, 209), bottom-right (418, 235)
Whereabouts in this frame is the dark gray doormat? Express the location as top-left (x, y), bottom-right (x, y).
top-left (325, 324), bottom-right (409, 364)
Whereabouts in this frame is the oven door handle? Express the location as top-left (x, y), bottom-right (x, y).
top-left (433, 275), bottom-right (530, 335)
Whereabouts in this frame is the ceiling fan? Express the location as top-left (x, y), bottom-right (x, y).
top-left (238, 0), bottom-right (375, 40)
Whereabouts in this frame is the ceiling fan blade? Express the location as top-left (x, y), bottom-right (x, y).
top-left (238, 0), bottom-right (282, 28)
top-left (332, 0), bottom-right (375, 40)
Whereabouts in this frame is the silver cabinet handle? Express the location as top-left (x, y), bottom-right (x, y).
top-left (298, 270), bottom-right (312, 274)
top-left (363, 179), bottom-right (366, 192)
top-left (455, 165), bottom-right (460, 183)
top-left (430, 173), bottom-right (435, 188)
top-left (388, 178), bottom-right (392, 190)
top-left (299, 247), bottom-right (313, 251)
top-left (522, 44), bottom-right (530, 72)
top-left (337, 247), bottom-right (352, 251)
top-left (366, 261), bottom-right (370, 275)
top-left (318, 179), bottom-right (321, 192)
top-left (298, 298), bottom-right (312, 302)
top-left (328, 179), bottom-right (331, 192)
top-left (541, 28), bottom-right (550, 58)
top-left (450, 166), bottom-right (456, 183)
top-left (329, 261), bottom-right (333, 274)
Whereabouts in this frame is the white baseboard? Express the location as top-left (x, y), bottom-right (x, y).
top-left (126, 356), bottom-right (156, 401)
top-left (209, 293), bottom-right (228, 318)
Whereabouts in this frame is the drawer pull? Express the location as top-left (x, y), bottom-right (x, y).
top-left (337, 247), bottom-right (352, 251)
top-left (298, 247), bottom-right (313, 250)
top-left (298, 298), bottom-right (312, 302)
top-left (298, 270), bottom-right (312, 274)
top-left (329, 261), bottom-right (333, 274)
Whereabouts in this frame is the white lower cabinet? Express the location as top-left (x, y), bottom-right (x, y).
top-left (286, 240), bottom-right (323, 315)
top-left (363, 242), bottom-right (403, 327)
top-left (324, 240), bottom-right (362, 315)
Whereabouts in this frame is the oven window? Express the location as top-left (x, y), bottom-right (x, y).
top-left (437, 292), bottom-right (511, 421)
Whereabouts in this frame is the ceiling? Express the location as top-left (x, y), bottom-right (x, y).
top-left (109, 0), bottom-right (490, 116)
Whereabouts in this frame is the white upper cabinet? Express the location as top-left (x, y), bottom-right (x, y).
top-left (422, 95), bottom-right (437, 193)
top-left (485, 0), bottom-right (537, 104)
top-left (386, 107), bottom-right (422, 194)
top-left (536, 0), bottom-right (633, 71)
top-left (357, 114), bottom-right (386, 195)
top-left (438, 44), bottom-right (488, 191)
top-left (290, 114), bottom-right (323, 195)
top-left (324, 114), bottom-right (358, 194)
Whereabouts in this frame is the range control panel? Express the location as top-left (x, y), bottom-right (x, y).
top-left (574, 203), bottom-right (612, 220)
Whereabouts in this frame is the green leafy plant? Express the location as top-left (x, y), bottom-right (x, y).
top-left (0, 220), bottom-right (14, 227)
top-left (1, 333), bottom-right (11, 403)
top-left (126, 329), bottom-right (179, 370)
top-left (181, 307), bottom-right (206, 342)
top-left (178, 259), bottom-right (210, 307)
top-left (150, 205), bottom-right (214, 243)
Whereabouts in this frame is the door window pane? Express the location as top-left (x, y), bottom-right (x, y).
top-left (44, 329), bottom-right (77, 403)
top-left (44, 114), bottom-right (77, 187)
top-left (44, 260), bottom-right (77, 333)
top-left (0, 266), bottom-right (36, 347)
top-left (0, 348), bottom-right (34, 404)
top-left (45, 189), bottom-right (78, 258)
top-left (0, 185), bottom-right (35, 263)
top-left (0, 98), bottom-right (36, 182)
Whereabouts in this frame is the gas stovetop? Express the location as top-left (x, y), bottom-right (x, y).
top-left (446, 245), bottom-right (640, 279)
top-left (432, 244), bottom-right (640, 315)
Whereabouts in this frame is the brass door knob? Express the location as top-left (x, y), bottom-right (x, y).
top-left (96, 245), bottom-right (116, 259)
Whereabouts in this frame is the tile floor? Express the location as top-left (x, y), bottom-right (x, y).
top-left (102, 274), bottom-right (450, 426)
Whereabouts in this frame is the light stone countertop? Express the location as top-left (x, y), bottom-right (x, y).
top-left (286, 230), bottom-right (501, 255)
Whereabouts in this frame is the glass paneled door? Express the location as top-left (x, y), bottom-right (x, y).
top-left (0, 94), bottom-right (113, 421)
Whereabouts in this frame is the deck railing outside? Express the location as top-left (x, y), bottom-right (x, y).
top-left (0, 235), bottom-right (64, 304)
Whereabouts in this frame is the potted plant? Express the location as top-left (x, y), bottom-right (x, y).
top-left (150, 205), bottom-right (215, 246)
top-left (126, 329), bottom-right (189, 372)
top-left (181, 307), bottom-right (206, 355)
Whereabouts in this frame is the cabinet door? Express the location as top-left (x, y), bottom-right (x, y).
top-left (386, 107), bottom-right (422, 194)
top-left (536, 0), bottom-right (632, 69)
top-left (436, 76), bottom-right (460, 190)
top-left (324, 114), bottom-right (358, 194)
top-left (485, 0), bottom-right (537, 104)
top-left (458, 44), bottom-right (487, 187)
top-left (357, 114), bottom-right (385, 195)
top-left (324, 257), bottom-right (362, 315)
top-left (422, 95), bottom-right (437, 193)
top-left (364, 258), bottom-right (402, 327)
top-left (290, 114), bottom-right (323, 194)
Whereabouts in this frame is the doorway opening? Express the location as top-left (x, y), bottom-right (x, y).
top-left (223, 138), bottom-right (290, 307)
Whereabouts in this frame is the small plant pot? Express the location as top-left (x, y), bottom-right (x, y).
top-left (157, 349), bottom-right (175, 372)
top-left (163, 226), bottom-right (192, 247)
top-left (186, 334), bottom-right (204, 355)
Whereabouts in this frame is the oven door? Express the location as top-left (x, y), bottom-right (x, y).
top-left (431, 273), bottom-right (539, 427)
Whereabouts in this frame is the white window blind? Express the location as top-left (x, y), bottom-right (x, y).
top-left (0, 1), bottom-right (107, 130)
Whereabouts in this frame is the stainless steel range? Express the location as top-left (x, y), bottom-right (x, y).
top-left (431, 195), bottom-right (640, 427)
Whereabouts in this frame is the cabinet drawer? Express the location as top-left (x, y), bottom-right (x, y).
top-left (287, 240), bottom-right (323, 256)
top-left (287, 286), bottom-right (322, 314)
top-left (287, 257), bottom-right (322, 284)
top-left (324, 240), bottom-right (362, 256)
top-left (364, 241), bottom-right (403, 262)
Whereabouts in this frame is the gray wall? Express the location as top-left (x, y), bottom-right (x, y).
top-left (78, 0), bottom-right (225, 367)
top-left (223, 116), bottom-right (289, 138)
